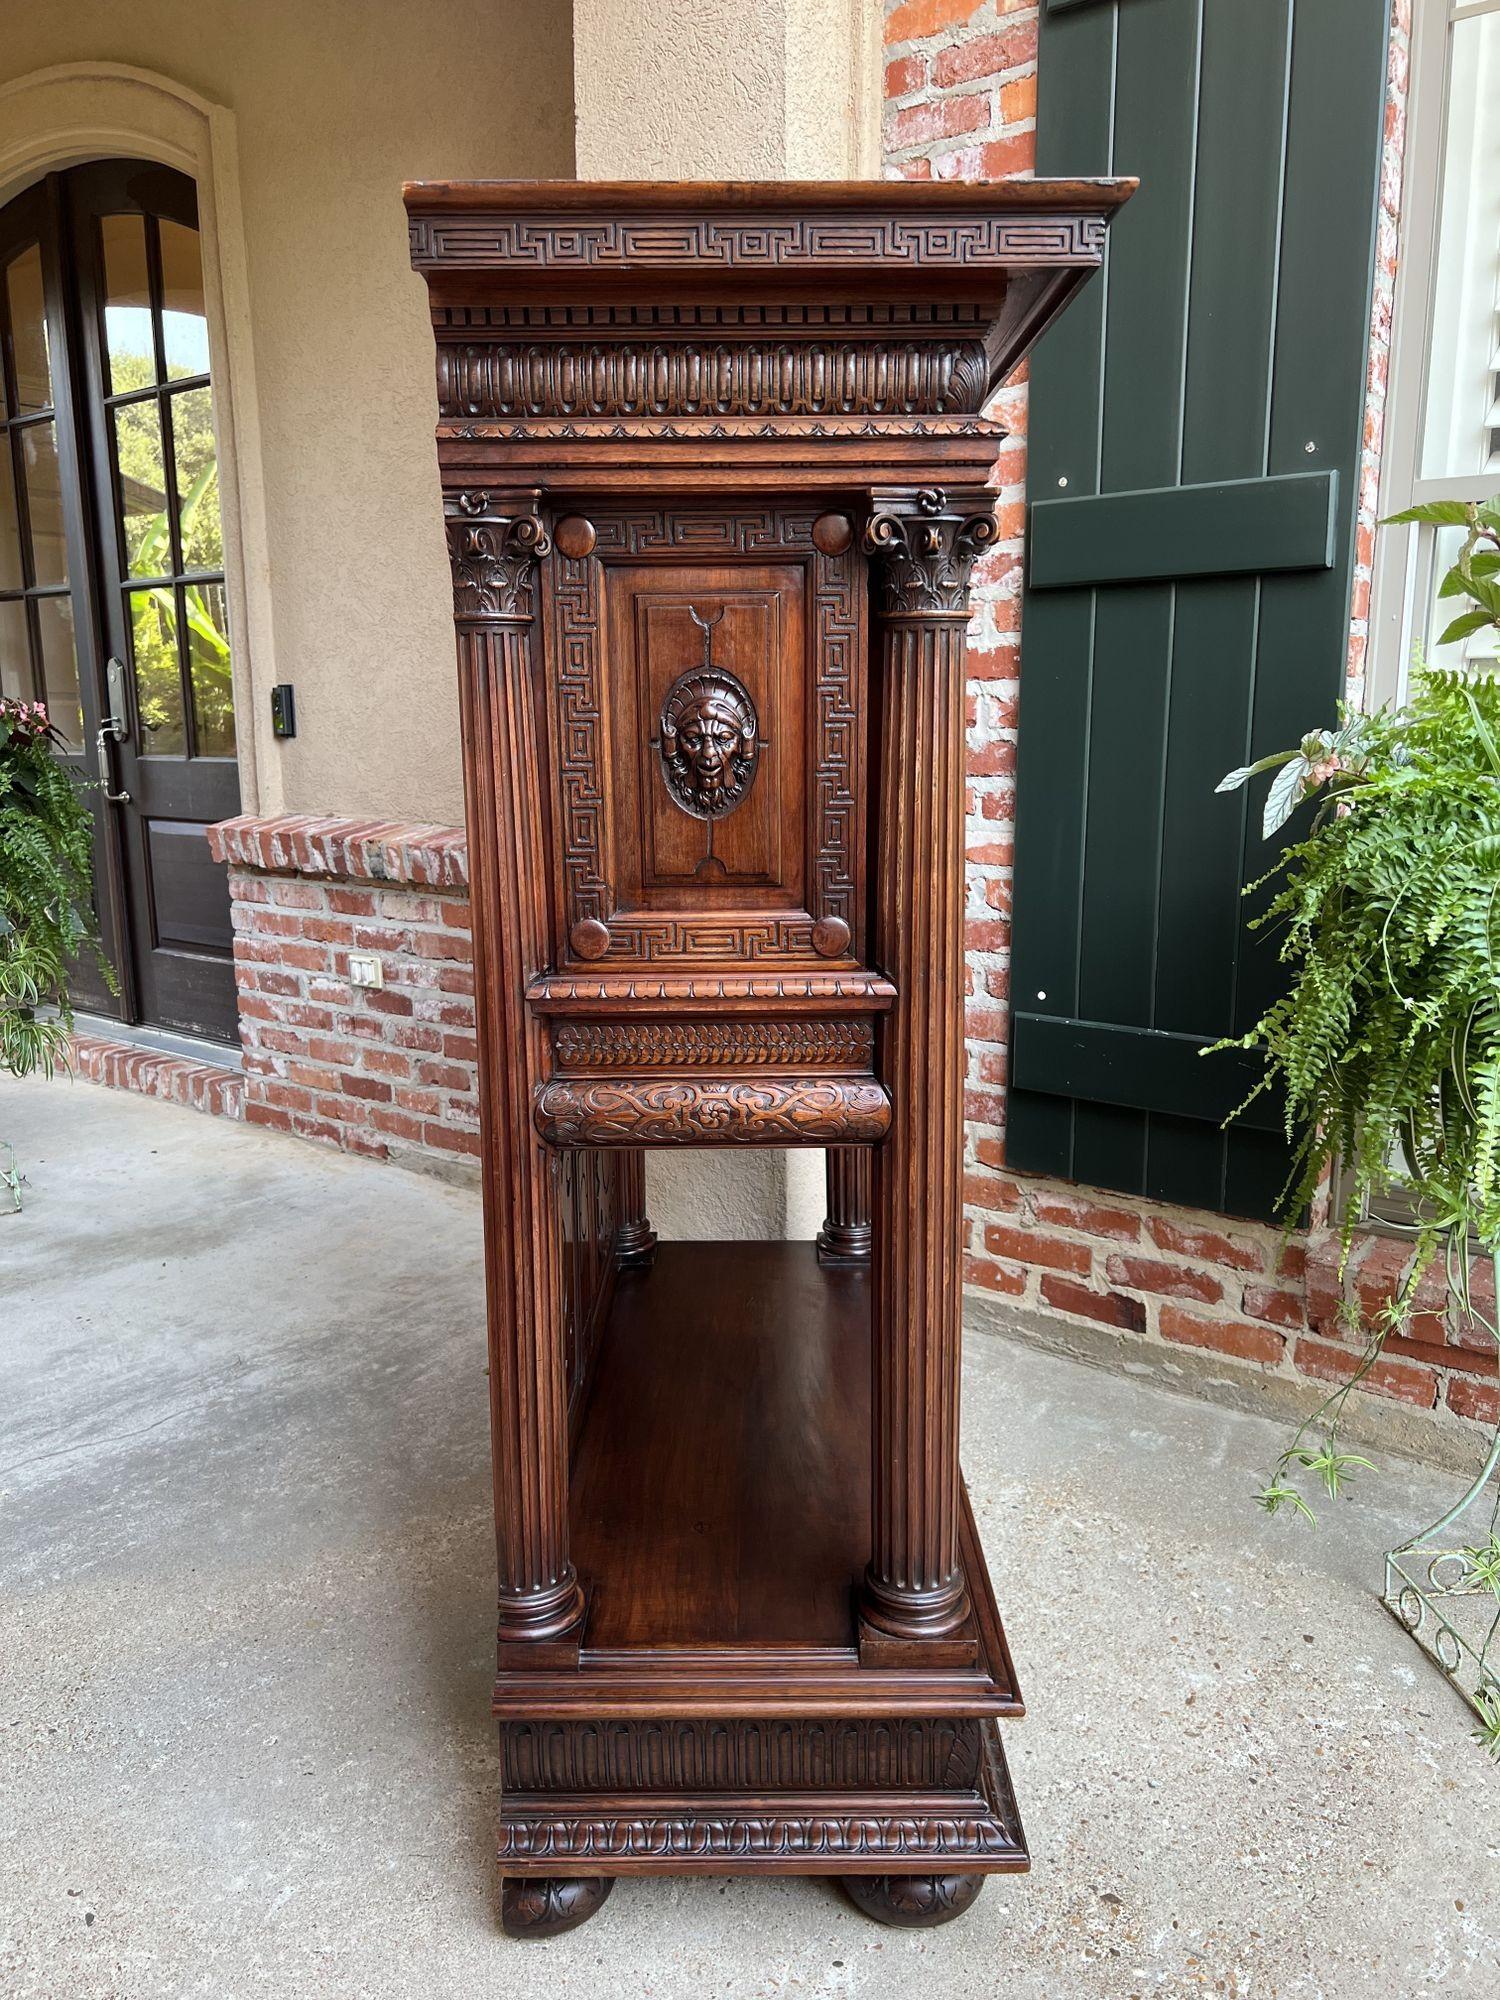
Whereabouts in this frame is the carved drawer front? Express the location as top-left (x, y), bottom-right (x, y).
top-left (535, 1011), bottom-right (890, 1149)
top-left (546, 507), bottom-right (865, 970)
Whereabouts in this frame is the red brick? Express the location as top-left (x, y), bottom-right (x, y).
top-left (394, 1086), bottom-right (443, 1116)
top-left (963, 1169), bottom-right (1024, 1212)
top-left (983, 1223), bottom-right (1090, 1276)
top-left (244, 1101), bottom-right (294, 1133)
top-left (441, 1032), bottom-right (479, 1062)
top-left (438, 901), bottom-right (472, 931)
top-left (885, 0), bottom-right (983, 42)
top-left (415, 1059), bottom-right (472, 1092)
top-left (888, 90), bottom-right (990, 152)
top-left (1242, 1284), bottom-right (1306, 1331)
top-left (366, 988), bottom-right (414, 1017)
top-left (963, 1253), bottom-right (1027, 1296)
top-left (422, 1120), bottom-right (480, 1156)
top-left (1161, 1306), bottom-right (1285, 1368)
top-left (326, 887), bottom-right (377, 916)
top-left (268, 879), bottom-right (326, 910)
top-left (1294, 1336), bottom-right (1437, 1409)
top-left (1040, 1275), bottom-right (1146, 1333)
top-left (1105, 1254), bottom-right (1222, 1305)
top-left (360, 1046), bottom-right (413, 1078)
top-left (1449, 1377), bottom-right (1500, 1425)
top-left (978, 133), bottom-right (1034, 178)
top-left (260, 1081), bottom-right (313, 1114)
top-left (1030, 1193), bottom-right (1140, 1244)
top-left (340, 1072), bottom-right (394, 1103)
top-left (999, 74), bottom-right (1036, 123)
top-left (886, 53), bottom-right (927, 96)
top-left (931, 22), bottom-right (1034, 88)
top-left (368, 1107), bottom-right (425, 1143)
top-left (1147, 1217), bottom-right (1264, 1273)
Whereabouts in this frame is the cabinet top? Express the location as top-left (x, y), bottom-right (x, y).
top-left (404, 176), bottom-right (1135, 292)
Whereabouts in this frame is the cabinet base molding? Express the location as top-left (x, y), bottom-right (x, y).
top-left (496, 1718), bottom-right (1026, 1879)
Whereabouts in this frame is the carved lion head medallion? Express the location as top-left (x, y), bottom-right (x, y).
top-left (659, 667), bottom-right (760, 820)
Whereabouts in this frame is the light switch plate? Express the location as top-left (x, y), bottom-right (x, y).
top-left (348, 952), bottom-right (383, 989)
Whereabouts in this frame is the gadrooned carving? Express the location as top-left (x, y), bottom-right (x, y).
top-left (657, 609), bottom-right (761, 822)
top-left (864, 488), bottom-right (999, 619)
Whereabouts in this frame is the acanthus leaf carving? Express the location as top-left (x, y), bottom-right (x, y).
top-left (444, 494), bottom-right (551, 621)
top-left (864, 489), bottom-right (999, 620)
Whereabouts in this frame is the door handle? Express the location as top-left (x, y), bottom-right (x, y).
top-left (96, 725), bottom-right (130, 806)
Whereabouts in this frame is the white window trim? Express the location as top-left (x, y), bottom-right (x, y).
top-left (1369, 0), bottom-right (1500, 707)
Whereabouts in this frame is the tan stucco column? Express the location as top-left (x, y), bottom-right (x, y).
top-left (573, 0), bottom-right (881, 181)
top-left (571, 0), bottom-right (880, 1240)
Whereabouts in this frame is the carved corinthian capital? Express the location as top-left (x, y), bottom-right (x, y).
top-left (444, 489), bottom-right (552, 622)
top-left (863, 487), bottom-right (998, 620)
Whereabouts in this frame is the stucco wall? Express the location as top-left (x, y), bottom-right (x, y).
top-left (0, 1), bottom-right (575, 827)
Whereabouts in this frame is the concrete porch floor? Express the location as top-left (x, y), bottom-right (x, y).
top-left (3, 1075), bottom-right (1497, 1999)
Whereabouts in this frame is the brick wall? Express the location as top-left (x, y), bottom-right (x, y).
top-left (206, 816), bottom-right (479, 1177)
top-left (882, 0), bottom-right (1493, 1441)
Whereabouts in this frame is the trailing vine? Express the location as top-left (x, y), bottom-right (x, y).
top-left (1216, 498), bottom-right (1500, 1753)
top-left (0, 697), bottom-right (109, 1081)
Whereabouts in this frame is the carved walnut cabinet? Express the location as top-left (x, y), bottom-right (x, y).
top-left (404, 178), bottom-right (1130, 1938)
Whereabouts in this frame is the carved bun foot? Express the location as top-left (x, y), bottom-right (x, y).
top-left (841, 1872), bottom-right (985, 1928)
top-left (501, 1874), bottom-right (614, 1938)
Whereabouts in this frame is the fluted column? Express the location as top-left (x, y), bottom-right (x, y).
top-left (860, 489), bottom-right (996, 1645)
top-left (615, 1149), bottom-right (657, 1266)
top-left (447, 490), bottom-right (583, 1647)
top-left (818, 1150), bottom-right (872, 1265)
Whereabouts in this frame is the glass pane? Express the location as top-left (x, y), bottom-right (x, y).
top-left (159, 220), bottom-right (209, 380)
top-left (35, 593), bottom-right (81, 746)
top-left (1420, 13), bottom-right (1500, 481)
top-left (111, 398), bottom-right (169, 577)
top-left (0, 596), bottom-right (30, 701)
top-left (170, 385), bottom-right (222, 572)
top-left (187, 579), bottom-right (235, 755)
top-left (19, 421), bottom-right (66, 585)
top-left (5, 244), bottom-right (52, 413)
top-left (0, 450), bottom-right (22, 591)
top-left (128, 585), bottom-right (184, 752)
top-left (100, 213), bottom-right (154, 395)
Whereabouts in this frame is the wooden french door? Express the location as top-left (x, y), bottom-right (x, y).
top-left (0, 160), bottom-right (240, 1043)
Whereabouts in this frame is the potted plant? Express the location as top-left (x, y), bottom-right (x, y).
top-left (0, 696), bottom-right (108, 1205)
top-left (1216, 498), bottom-right (1500, 1754)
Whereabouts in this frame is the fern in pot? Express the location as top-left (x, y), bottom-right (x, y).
top-left (1216, 499), bottom-right (1500, 1752)
top-left (0, 696), bottom-right (109, 1207)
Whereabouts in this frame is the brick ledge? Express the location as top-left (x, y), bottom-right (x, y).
top-left (208, 814), bottom-right (467, 889)
top-left (69, 1035), bottom-right (246, 1120)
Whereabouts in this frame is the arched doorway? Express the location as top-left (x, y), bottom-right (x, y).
top-left (0, 158), bottom-right (239, 1042)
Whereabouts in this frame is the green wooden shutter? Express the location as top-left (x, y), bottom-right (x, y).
top-left (1006, 0), bottom-right (1392, 1220)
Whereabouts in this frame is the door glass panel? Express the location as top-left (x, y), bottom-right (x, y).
top-left (127, 584), bottom-right (184, 751)
top-left (159, 220), bottom-right (209, 380)
top-left (187, 580), bottom-right (234, 755)
top-left (0, 596), bottom-right (29, 700)
top-left (99, 213), bottom-right (154, 395)
top-left (170, 385), bottom-right (221, 572)
top-left (5, 245), bottom-right (52, 413)
top-left (0, 450), bottom-right (22, 591)
top-left (35, 592), bottom-right (81, 745)
top-left (111, 398), bottom-right (169, 576)
top-left (19, 421), bottom-right (66, 583)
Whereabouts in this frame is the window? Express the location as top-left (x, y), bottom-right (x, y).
top-left (1370, 0), bottom-right (1500, 700)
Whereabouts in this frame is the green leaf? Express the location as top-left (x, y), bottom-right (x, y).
top-left (1438, 608), bottom-right (1495, 647)
top-left (1255, 1480), bottom-right (1317, 1525)
top-left (1263, 756), bottom-right (1310, 839)
top-left (1382, 501), bottom-right (1476, 527)
top-left (1216, 750), bottom-right (1298, 795)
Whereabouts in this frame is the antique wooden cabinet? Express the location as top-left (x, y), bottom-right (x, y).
top-left (405, 178), bottom-right (1130, 1937)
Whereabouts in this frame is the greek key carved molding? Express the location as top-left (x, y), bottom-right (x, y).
top-left (551, 1018), bottom-right (874, 1073)
top-left (444, 491), bottom-right (550, 621)
top-left (435, 339), bottom-right (989, 419)
top-left (409, 211), bottom-right (1108, 274)
top-left (864, 489), bottom-right (999, 620)
top-left (547, 507), bottom-right (862, 961)
top-left (533, 1076), bottom-right (892, 1148)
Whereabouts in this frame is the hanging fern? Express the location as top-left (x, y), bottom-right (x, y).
top-left (1216, 498), bottom-right (1500, 1516)
top-left (0, 698), bottom-right (111, 1079)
